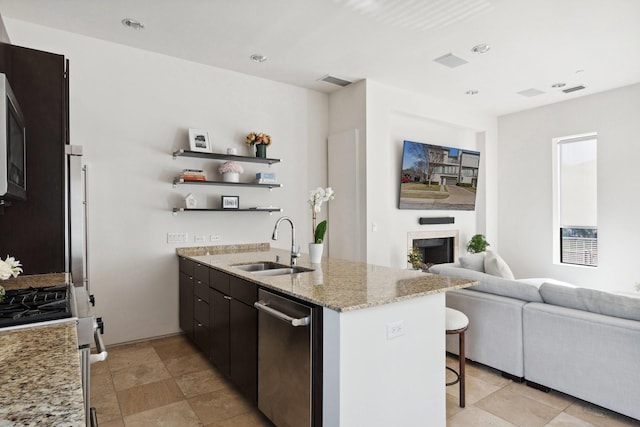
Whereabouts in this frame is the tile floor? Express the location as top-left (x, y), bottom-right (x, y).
top-left (91, 334), bottom-right (639, 426)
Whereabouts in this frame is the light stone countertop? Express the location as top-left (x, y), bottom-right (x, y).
top-left (0, 320), bottom-right (85, 426)
top-left (177, 245), bottom-right (475, 312)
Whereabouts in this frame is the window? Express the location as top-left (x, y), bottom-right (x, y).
top-left (553, 134), bottom-right (597, 267)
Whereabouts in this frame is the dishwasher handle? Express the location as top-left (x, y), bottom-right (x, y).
top-left (254, 300), bottom-right (310, 327)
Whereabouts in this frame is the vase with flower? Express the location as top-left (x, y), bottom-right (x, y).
top-left (0, 255), bottom-right (22, 302)
top-left (246, 132), bottom-right (272, 158)
top-left (218, 161), bottom-right (244, 182)
top-left (308, 187), bottom-right (335, 264)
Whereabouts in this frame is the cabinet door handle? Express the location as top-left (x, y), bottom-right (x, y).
top-left (197, 298), bottom-right (203, 302)
top-left (196, 323), bottom-right (202, 327)
top-left (189, 276), bottom-right (193, 280)
top-left (223, 295), bottom-right (232, 300)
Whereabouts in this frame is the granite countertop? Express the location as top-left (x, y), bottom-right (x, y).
top-left (0, 320), bottom-right (85, 426)
top-left (1, 272), bottom-right (69, 291)
top-left (177, 244), bottom-right (475, 312)
top-left (0, 273), bottom-right (84, 426)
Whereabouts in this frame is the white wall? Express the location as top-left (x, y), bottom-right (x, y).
top-left (323, 293), bottom-right (446, 426)
top-left (498, 83), bottom-right (640, 292)
top-left (363, 81), bottom-right (498, 268)
top-left (0, 14), bottom-right (9, 43)
top-left (5, 18), bottom-right (328, 344)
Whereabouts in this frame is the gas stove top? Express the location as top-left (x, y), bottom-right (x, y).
top-left (0, 284), bottom-right (72, 328)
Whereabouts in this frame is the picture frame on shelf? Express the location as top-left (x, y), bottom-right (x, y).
top-left (188, 128), bottom-right (212, 152)
top-left (221, 195), bottom-right (239, 210)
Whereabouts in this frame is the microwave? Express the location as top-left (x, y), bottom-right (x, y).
top-left (0, 73), bottom-right (26, 200)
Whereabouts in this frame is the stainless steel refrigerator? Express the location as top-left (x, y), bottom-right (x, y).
top-left (65, 144), bottom-right (106, 426)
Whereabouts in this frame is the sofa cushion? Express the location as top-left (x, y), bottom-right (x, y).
top-left (540, 283), bottom-right (640, 322)
top-left (434, 266), bottom-right (543, 302)
top-left (459, 252), bottom-right (486, 272)
top-left (484, 251), bottom-right (515, 280)
top-left (517, 278), bottom-right (576, 288)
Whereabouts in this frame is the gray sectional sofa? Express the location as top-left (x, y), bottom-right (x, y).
top-left (429, 256), bottom-right (640, 421)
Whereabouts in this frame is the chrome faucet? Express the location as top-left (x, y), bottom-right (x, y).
top-left (272, 216), bottom-right (300, 266)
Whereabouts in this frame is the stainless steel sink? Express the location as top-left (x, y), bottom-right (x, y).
top-left (233, 262), bottom-right (313, 276)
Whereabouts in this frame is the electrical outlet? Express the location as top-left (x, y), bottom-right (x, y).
top-left (210, 235), bottom-right (221, 242)
top-left (194, 235), bottom-right (206, 243)
top-left (387, 320), bottom-right (405, 340)
top-left (167, 232), bottom-right (188, 244)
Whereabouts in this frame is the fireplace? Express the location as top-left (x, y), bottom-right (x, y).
top-left (407, 230), bottom-right (459, 269)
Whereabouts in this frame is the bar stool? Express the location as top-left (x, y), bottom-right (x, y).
top-left (445, 307), bottom-right (469, 407)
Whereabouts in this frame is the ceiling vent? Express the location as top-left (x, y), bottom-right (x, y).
top-left (563, 85), bottom-right (586, 93)
top-left (517, 88), bottom-right (545, 97)
top-left (433, 53), bottom-right (468, 68)
top-left (318, 75), bottom-right (353, 87)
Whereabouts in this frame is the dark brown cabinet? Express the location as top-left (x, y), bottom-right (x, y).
top-left (178, 257), bottom-right (258, 404)
top-left (193, 263), bottom-right (211, 354)
top-left (178, 257), bottom-right (194, 340)
top-left (0, 43), bottom-right (68, 274)
top-left (209, 271), bottom-right (258, 404)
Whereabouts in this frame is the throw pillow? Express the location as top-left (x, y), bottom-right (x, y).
top-left (459, 252), bottom-right (486, 272)
top-left (483, 251), bottom-right (515, 280)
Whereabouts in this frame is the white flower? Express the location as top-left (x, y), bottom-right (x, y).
top-left (308, 187), bottom-right (335, 213)
top-left (0, 255), bottom-right (22, 280)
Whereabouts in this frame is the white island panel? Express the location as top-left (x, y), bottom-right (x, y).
top-left (323, 292), bottom-right (446, 427)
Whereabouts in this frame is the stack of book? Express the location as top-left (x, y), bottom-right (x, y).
top-left (255, 172), bottom-right (277, 184)
top-left (180, 169), bottom-right (206, 181)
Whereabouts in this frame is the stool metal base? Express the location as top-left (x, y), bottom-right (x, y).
top-left (446, 366), bottom-right (461, 386)
top-left (446, 325), bottom-right (467, 408)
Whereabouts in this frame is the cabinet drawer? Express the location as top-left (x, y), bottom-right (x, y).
top-left (194, 263), bottom-right (210, 285)
top-left (210, 269), bottom-right (230, 294)
top-left (194, 279), bottom-right (210, 302)
top-left (194, 296), bottom-right (210, 327)
top-left (178, 257), bottom-right (195, 277)
top-left (179, 257), bottom-right (195, 276)
top-left (229, 276), bottom-right (258, 306)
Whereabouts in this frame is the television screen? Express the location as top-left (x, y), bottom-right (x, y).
top-left (399, 140), bottom-right (480, 210)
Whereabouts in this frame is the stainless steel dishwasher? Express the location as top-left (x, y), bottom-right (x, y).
top-left (254, 289), bottom-right (313, 427)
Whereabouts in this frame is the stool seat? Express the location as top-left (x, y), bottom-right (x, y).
top-left (445, 307), bottom-right (469, 408)
top-left (445, 308), bottom-right (469, 331)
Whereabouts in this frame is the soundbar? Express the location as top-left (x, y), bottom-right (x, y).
top-left (419, 217), bottom-right (455, 225)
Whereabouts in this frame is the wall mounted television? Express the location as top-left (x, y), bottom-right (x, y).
top-left (399, 140), bottom-right (480, 211)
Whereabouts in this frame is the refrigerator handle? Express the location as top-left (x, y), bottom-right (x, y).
top-left (83, 164), bottom-right (91, 297)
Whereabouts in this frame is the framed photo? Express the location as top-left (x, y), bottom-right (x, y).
top-left (221, 195), bottom-right (239, 210)
top-left (188, 128), bottom-right (212, 153)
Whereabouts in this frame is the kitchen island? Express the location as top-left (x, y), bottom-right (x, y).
top-left (177, 244), bottom-right (475, 427)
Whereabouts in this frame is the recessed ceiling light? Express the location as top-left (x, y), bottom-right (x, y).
top-left (466, 90), bottom-right (479, 95)
top-left (250, 54), bottom-right (268, 63)
top-left (552, 83), bottom-right (566, 88)
top-left (471, 43), bottom-right (491, 54)
top-left (121, 18), bottom-right (144, 30)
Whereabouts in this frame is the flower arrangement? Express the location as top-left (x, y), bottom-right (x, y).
top-left (245, 132), bottom-right (271, 146)
top-left (408, 246), bottom-right (423, 269)
top-left (308, 187), bottom-right (335, 244)
top-left (217, 161), bottom-right (244, 174)
top-left (0, 255), bottom-right (22, 302)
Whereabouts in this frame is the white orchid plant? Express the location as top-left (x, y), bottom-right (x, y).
top-left (0, 255), bottom-right (23, 302)
top-left (308, 187), bottom-right (335, 244)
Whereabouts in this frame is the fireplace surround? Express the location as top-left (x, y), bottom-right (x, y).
top-left (407, 230), bottom-right (459, 269)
